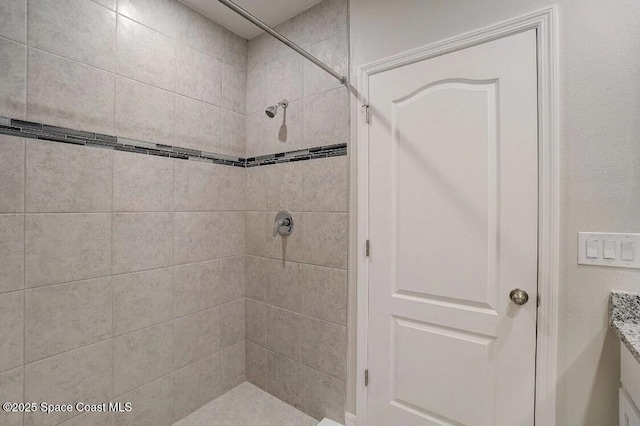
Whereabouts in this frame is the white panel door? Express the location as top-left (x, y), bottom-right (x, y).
top-left (367, 30), bottom-right (538, 426)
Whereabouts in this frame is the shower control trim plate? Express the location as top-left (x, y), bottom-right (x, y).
top-left (273, 211), bottom-right (294, 237)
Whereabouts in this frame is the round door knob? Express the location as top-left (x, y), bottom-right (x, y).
top-left (510, 289), bottom-right (529, 305)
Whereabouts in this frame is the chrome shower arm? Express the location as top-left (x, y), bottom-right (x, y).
top-left (217, 0), bottom-right (347, 85)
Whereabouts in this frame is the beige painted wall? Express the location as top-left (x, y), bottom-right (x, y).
top-left (348, 0), bottom-right (640, 424)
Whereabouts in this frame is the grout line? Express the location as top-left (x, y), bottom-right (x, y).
top-left (26, 43), bottom-right (235, 114)
top-left (23, 293), bottom-right (245, 369)
top-left (110, 142), bottom-right (115, 400)
top-left (246, 296), bottom-right (347, 329)
top-left (21, 136), bottom-right (26, 418)
top-left (21, 3), bottom-right (27, 418)
top-left (257, 344), bottom-right (346, 384)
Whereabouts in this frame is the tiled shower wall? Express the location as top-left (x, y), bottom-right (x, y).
top-left (243, 0), bottom-right (349, 423)
top-left (0, 1), bottom-right (247, 425)
top-left (0, 0), bottom-right (247, 156)
top-left (245, 0), bottom-right (349, 157)
top-left (244, 158), bottom-right (348, 423)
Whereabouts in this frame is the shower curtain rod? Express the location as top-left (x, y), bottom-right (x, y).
top-left (217, 0), bottom-right (348, 85)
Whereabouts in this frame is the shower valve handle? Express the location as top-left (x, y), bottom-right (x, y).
top-left (273, 211), bottom-right (294, 237)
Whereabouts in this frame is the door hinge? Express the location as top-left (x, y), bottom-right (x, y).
top-left (365, 240), bottom-right (370, 257)
top-left (537, 293), bottom-right (541, 307)
top-left (364, 369), bottom-right (369, 386)
top-left (363, 104), bottom-right (371, 124)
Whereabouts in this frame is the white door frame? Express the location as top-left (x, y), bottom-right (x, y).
top-left (352, 6), bottom-right (559, 425)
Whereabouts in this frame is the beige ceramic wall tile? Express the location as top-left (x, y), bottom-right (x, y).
top-left (113, 322), bottom-right (174, 396)
top-left (112, 213), bottom-right (173, 274)
top-left (302, 87), bottom-right (349, 148)
top-left (25, 277), bottom-right (112, 362)
top-left (174, 260), bottom-right (220, 318)
top-left (245, 112), bottom-right (266, 157)
top-left (301, 316), bottom-right (346, 380)
top-left (0, 37), bottom-right (26, 119)
top-left (56, 410), bottom-right (113, 426)
top-left (173, 306), bottom-right (220, 369)
top-left (245, 166), bottom-right (265, 211)
top-left (176, 2), bottom-right (224, 60)
top-left (302, 212), bottom-right (348, 269)
top-left (24, 341), bottom-right (113, 426)
top-left (272, 15), bottom-right (304, 59)
top-left (220, 299), bottom-right (245, 349)
top-left (115, 77), bottom-right (175, 145)
top-left (245, 255), bottom-right (267, 301)
top-left (28, 49), bottom-right (114, 134)
top-left (0, 215), bottom-right (24, 294)
top-left (265, 305), bottom-right (302, 361)
top-left (221, 28), bottom-right (247, 69)
top-left (264, 162), bottom-right (304, 212)
top-left (219, 109), bottom-right (245, 157)
top-left (117, 15), bottom-right (176, 91)
top-left (175, 95), bottom-right (221, 153)
top-left (173, 212), bottom-right (220, 265)
top-left (265, 259), bottom-right (305, 313)
top-left (113, 150), bottom-right (173, 212)
top-left (302, 155), bottom-right (348, 212)
top-left (25, 213), bottom-right (111, 287)
top-left (266, 350), bottom-right (303, 409)
top-left (221, 340), bottom-right (246, 393)
top-left (0, 367), bottom-right (23, 426)
top-left (221, 63), bottom-right (246, 115)
top-left (174, 159), bottom-right (220, 212)
top-left (219, 166), bottom-right (245, 211)
top-left (302, 264), bottom-right (347, 326)
top-left (0, 291), bottom-right (23, 373)
top-left (219, 255), bottom-right (244, 304)
top-left (93, 0), bottom-right (115, 10)
top-left (0, 0), bottom-right (26, 43)
top-left (303, 33), bottom-right (347, 97)
top-left (245, 298), bottom-right (266, 346)
top-left (266, 54), bottom-right (303, 107)
top-left (245, 341), bottom-right (266, 390)
top-left (0, 136), bottom-right (24, 213)
top-left (302, 365), bottom-right (345, 423)
top-left (112, 268), bottom-right (174, 336)
top-left (245, 66), bottom-right (267, 116)
top-left (171, 352), bottom-right (222, 420)
top-left (300, 0), bottom-right (347, 45)
top-left (220, 211), bottom-right (245, 258)
top-left (245, 211), bottom-right (266, 257)
top-left (177, 44), bottom-right (222, 106)
top-left (28, 0), bottom-right (117, 71)
top-left (118, 0), bottom-right (177, 38)
top-left (111, 375), bottom-right (175, 426)
top-left (26, 140), bottom-right (113, 213)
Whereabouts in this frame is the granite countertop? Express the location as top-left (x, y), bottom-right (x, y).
top-left (610, 291), bottom-right (640, 364)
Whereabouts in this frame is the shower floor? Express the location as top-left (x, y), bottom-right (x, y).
top-left (173, 382), bottom-right (318, 426)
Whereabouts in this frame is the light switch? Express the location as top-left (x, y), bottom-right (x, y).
top-left (622, 241), bottom-right (635, 261)
top-left (604, 240), bottom-right (616, 259)
top-left (579, 232), bottom-right (640, 269)
top-left (586, 239), bottom-right (599, 258)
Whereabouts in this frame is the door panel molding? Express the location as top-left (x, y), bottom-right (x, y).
top-left (353, 6), bottom-right (559, 425)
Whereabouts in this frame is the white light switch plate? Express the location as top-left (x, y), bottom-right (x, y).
top-left (578, 232), bottom-right (640, 269)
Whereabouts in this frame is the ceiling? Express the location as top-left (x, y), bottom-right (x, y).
top-left (180, 0), bottom-right (325, 40)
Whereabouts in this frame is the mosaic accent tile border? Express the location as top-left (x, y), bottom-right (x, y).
top-left (245, 143), bottom-right (347, 167)
top-left (0, 117), bottom-right (347, 167)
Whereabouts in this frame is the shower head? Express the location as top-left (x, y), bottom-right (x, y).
top-left (265, 99), bottom-right (288, 118)
top-left (265, 105), bottom-right (277, 118)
